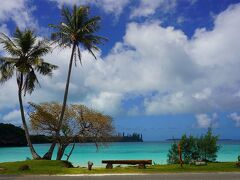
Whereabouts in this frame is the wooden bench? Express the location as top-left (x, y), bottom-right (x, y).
top-left (195, 161), bottom-right (207, 166)
top-left (102, 160), bottom-right (152, 169)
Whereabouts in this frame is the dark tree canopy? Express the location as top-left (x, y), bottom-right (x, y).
top-left (0, 123), bottom-right (27, 147)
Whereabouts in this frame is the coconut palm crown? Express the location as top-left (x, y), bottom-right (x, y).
top-left (0, 28), bottom-right (57, 94)
top-left (50, 5), bottom-right (107, 63)
top-left (0, 28), bottom-right (57, 159)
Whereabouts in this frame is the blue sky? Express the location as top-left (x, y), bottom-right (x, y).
top-left (1, 0), bottom-right (240, 141)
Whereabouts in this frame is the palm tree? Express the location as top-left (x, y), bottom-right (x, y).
top-left (0, 28), bottom-right (57, 159)
top-left (47, 5), bottom-right (107, 160)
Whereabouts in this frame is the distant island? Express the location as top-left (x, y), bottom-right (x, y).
top-left (0, 123), bottom-right (143, 147)
top-left (0, 123), bottom-right (27, 147)
top-left (30, 132), bottom-right (143, 144)
top-left (165, 138), bottom-right (237, 142)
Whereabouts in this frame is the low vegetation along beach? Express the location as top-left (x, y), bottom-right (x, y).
top-left (0, 160), bottom-right (240, 175)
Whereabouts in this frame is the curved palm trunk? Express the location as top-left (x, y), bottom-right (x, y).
top-left (18, 74), bottom-right (41, 160)
top-left (58, 43), bottom-right (76, 133)
top-left (43, 44), bottom-right (76, 160)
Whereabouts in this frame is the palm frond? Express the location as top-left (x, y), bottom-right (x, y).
top-left (61, 7), bottom-right (74, 29)
top-left (7, 29), bottom-right (58, 95)
top-left (0, 32), bottom-right (22, 57)
top-left (0, 57), bottom-right (16, 84)
top-left (35, 60), bottom-right (58, 76)
top-left (17, 29), bottom-right (36, 55)
top-left (23, 69), bottom-right (39, 95)
top-left (27, 40), bottom-right (51, 59)
top-left (80, 16), bottom-right (101, 33)
top-left (77, 45), bottom-right (82, 66)
top-left (50, 4), bottom-right (107, 63)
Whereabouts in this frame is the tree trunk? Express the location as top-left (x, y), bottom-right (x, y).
top-left (56, 43), bottom-right (76, 139)
top-left (17, 74), bottom-right (41, 160)
top-left (65, 141), bottom-right (76, 161)
top-left (43, 44), bottom-right (76, 160)
top-left (42, 142), bottom-right (56, 160)
top-left (56, 144), bottom-right (68, 160)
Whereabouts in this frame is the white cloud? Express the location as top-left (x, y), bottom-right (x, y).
top-left (95, 0), bottom-right (129, 17)
top-left (195, 113), bottom-right (218, 128)
top-left (229, 112), bottom-right (240, 127)
top-left (177, 16), bottom-right (186, 25)
top-left (189, 4), bottom-right (240, 67)
top-left (3, 110), bottom-right (21, 124)
top-left (144, 92), bottom-right (191, 115)
top-left (0, 24), bottom-right (9, 35)
top-left (0, 0), bottom-right (38, 30)
top-left (130, 0), bottom-right (177, 18)
top-left (50, 0), bottom-right (129, 17)
top-left (0, 24), bottom-right (10, 53)
top-left (235, 91), bottom-right (240, 98)
top-left (0, 79), bottom-right (19, 110)
top-left (84, 92), bottom-right (123, 115)
top-left (193, 88), bottom-right (212, 100)
top-left (186, 0), bottom-right (198, 6)
top-left (1, 3), bottom-right (240, 118)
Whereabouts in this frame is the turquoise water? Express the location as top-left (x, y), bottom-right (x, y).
top-left (0, 142), bottom-right (240, 166)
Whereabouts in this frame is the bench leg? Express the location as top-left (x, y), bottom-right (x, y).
top-left (138, 164), bottom-right (146, 169)
top-left (106, 163), bottom-right (113, 169)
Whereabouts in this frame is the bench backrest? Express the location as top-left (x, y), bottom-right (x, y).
top-left (102, 160), bottom-right (152, 165)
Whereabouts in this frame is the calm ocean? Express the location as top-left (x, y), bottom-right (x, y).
top-left (0, 141), bottom-right (240, 166)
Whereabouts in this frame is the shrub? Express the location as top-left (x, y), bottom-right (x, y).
top-left (167, 128), bottom-right (220, 164)
top-left (197, 128), bottom-right (220, 162)
top-left (18, 164), bottom-right (30, 171)
top-left (0, 167), bottom-right (6, 171)
top-left (62, 161), bottom-right (73, 168)
top-left (180, 135), bottom-right (199, 164)
top-left (167, 142), bottom-right (179, 164)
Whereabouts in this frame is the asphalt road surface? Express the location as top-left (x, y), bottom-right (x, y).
top-left (1, 173), bottom-right (240, 180)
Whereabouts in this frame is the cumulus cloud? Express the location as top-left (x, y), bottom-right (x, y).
top-left (3, 110), bottom-right (21, 124)
top-left (193, 88), bottom-right (212, 101)
top-left (189, 4), bottom-right (240, 67)
top-left (130, 0), bottom-right (177, 18)
top-left (229, 112), bottom-right (240, 127)
top-left (1, 3), bottom-right (240, 119)
top-left (195, 113), bottom-right (218, 128)
top-left (130, 0), bottom-right (198, 19)
top-left (0, 79), bottom-right (19, 110)
top-left (0, 24), bottom-right (9, 35)
top-left (50, 0), bottom-right (129, 17)
top-left (0, 0), bottom-right (38, 30)
top-left (84, 92), bottom-right (123, 115)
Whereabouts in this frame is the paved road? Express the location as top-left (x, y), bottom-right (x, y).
top-left (1, 173), bottom-right (240, 180)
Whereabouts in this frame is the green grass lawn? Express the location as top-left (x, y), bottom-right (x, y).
top-left (0, 160), bottom-right (240, 175)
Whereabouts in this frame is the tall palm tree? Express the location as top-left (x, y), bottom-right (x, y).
top-left (0, 28), bottom-right (57, 159)
top-left (47, 5), bottom-right (106, 160)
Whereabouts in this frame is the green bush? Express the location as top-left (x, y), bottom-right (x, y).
top-left (18, 164), bottom-right (30, 171)
top-left (197, 129), bottom-right (220, 162)
top-left (167, 128), bottom-right (220, 164)
top-left (62, 161), bottom-right (73, 168)
top-left (167, 142), bottom-right (179, 164)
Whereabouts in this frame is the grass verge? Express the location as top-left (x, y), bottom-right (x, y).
top-left (0, 160), bottom-right (240, 175)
